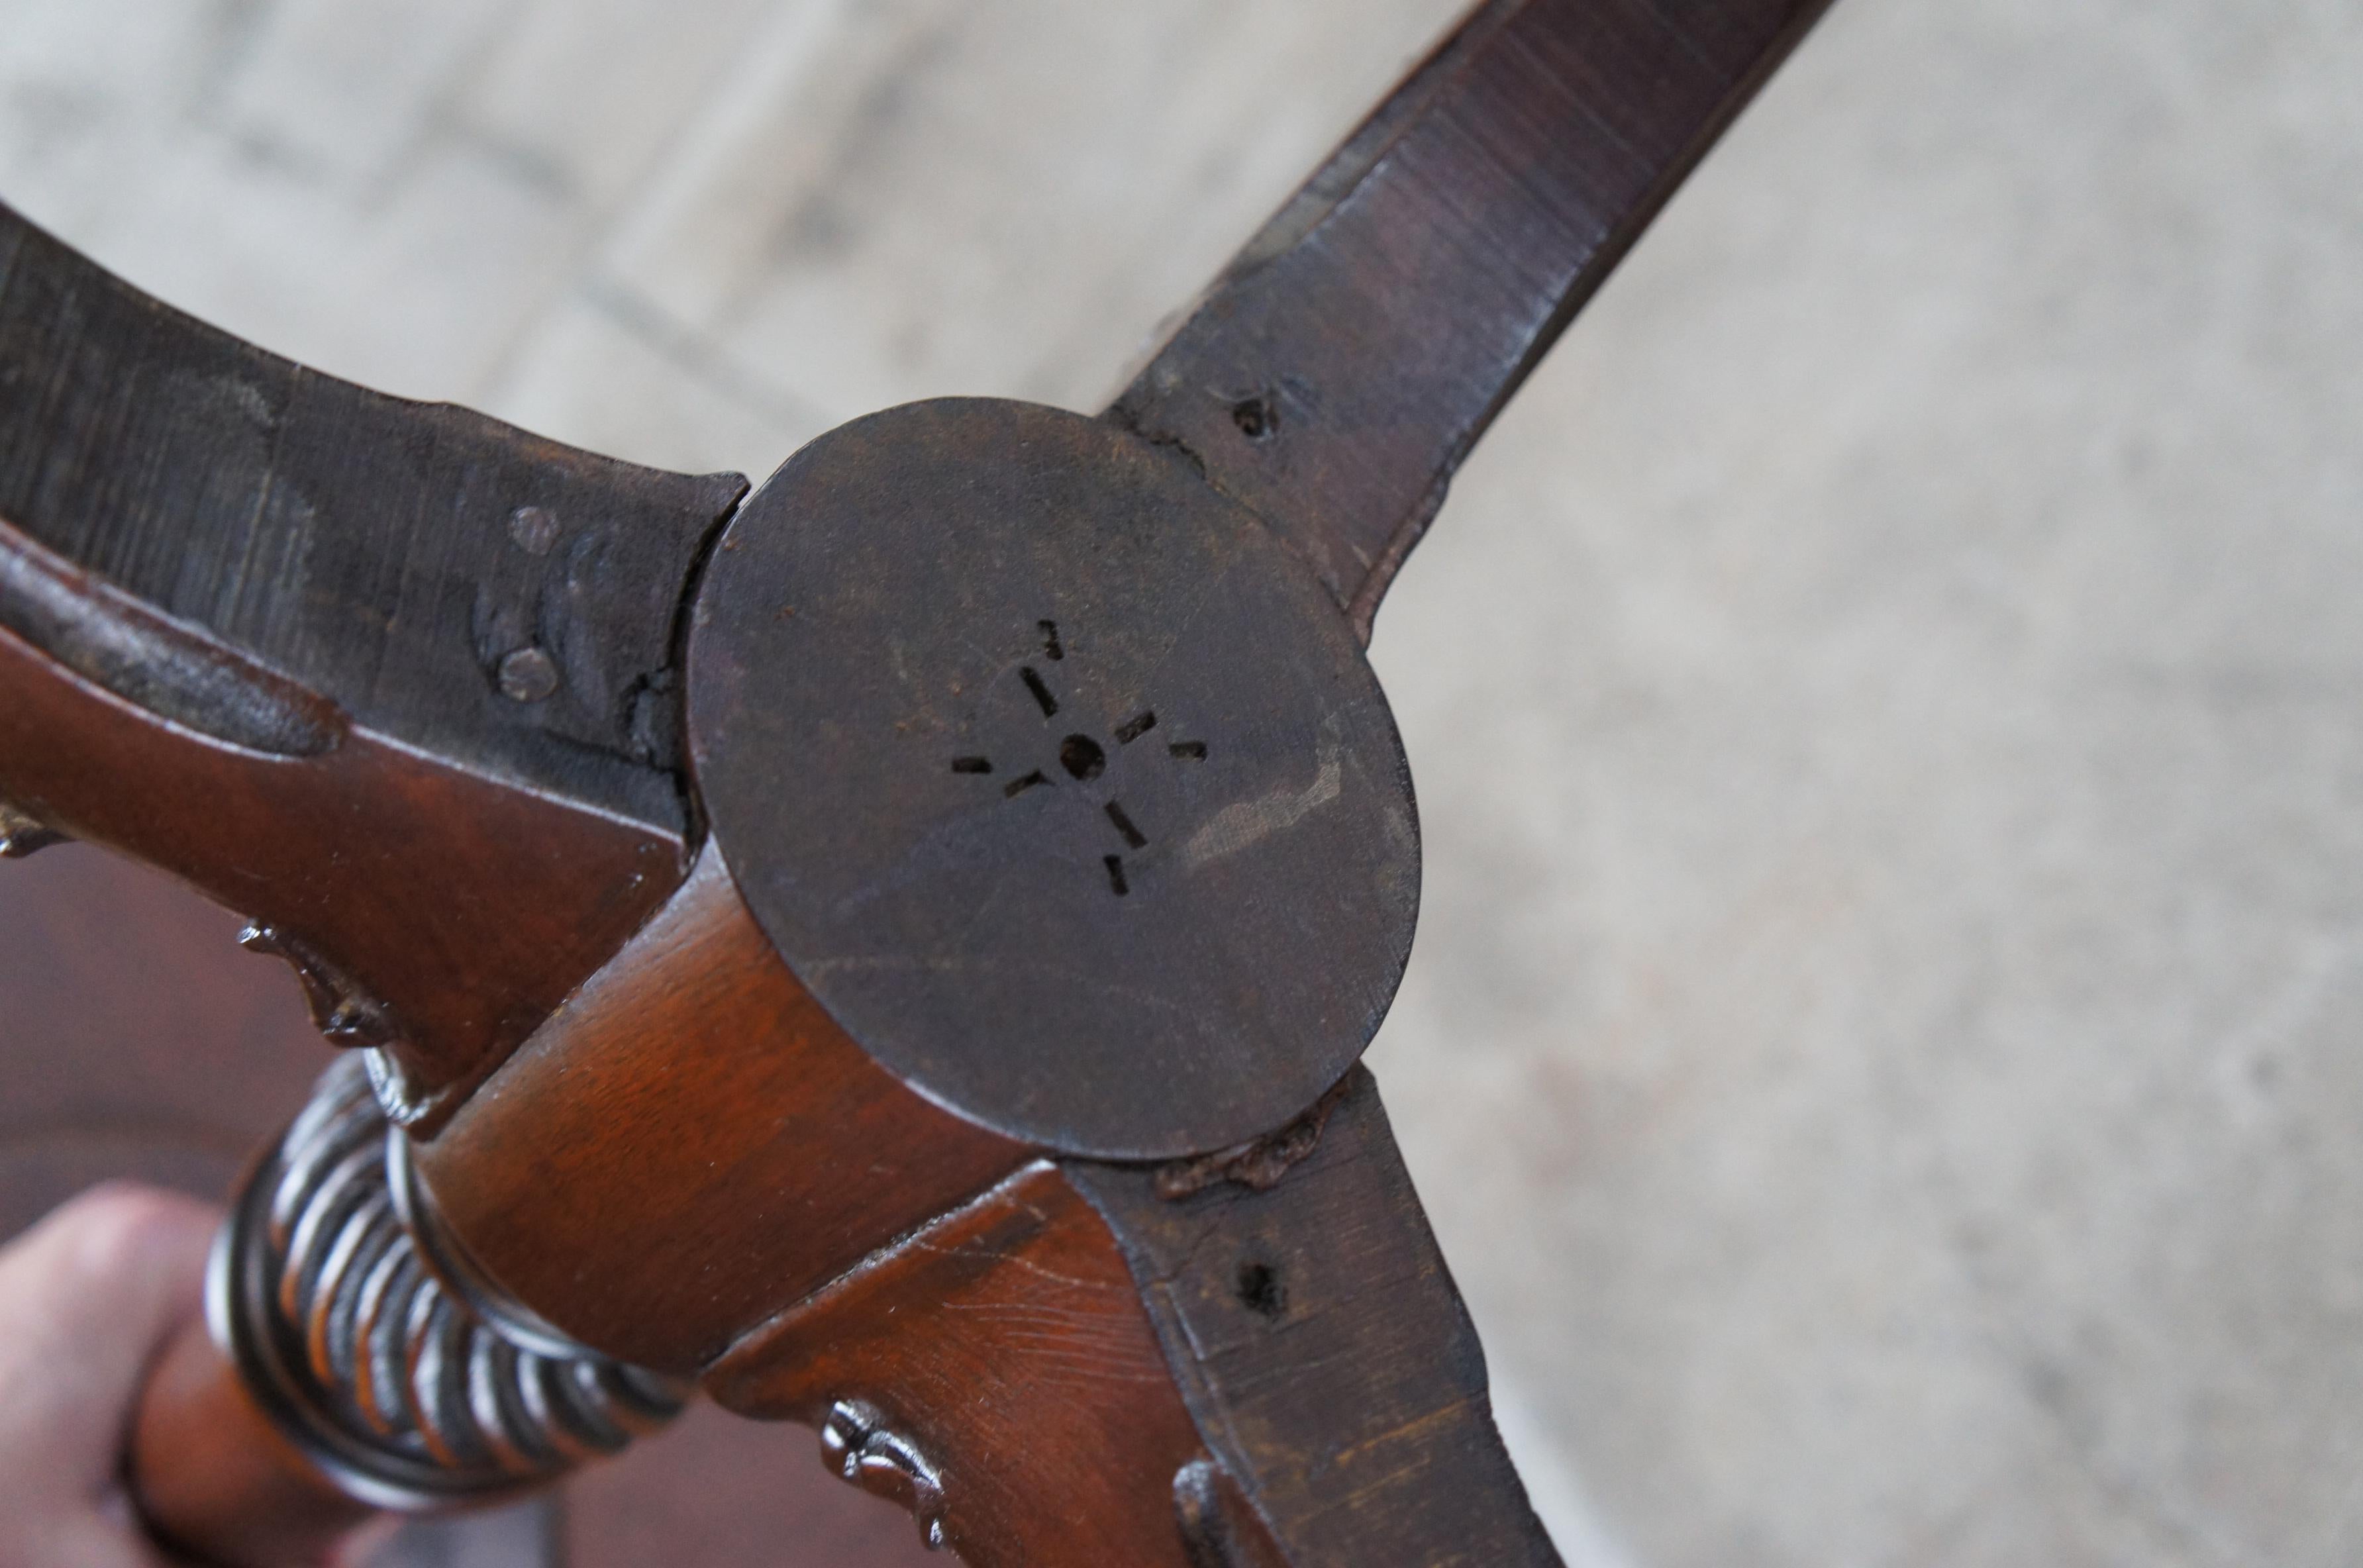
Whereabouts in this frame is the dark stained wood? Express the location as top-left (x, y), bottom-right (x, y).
top-left (1173, 1457), bottom-right (1295, 1568)
top-left (0, 198), bottom-right (747, 834)
top-left (411, 842), bottom-right (1032, 1373)
top-left (1111, 0), bottom-right (1834, 636)
top-left (1071, 1069), bottom-right (1562, 1566)
top-left (706, 1162), bottom-right (1276, 1568)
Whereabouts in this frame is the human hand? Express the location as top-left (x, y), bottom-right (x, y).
top-left (0, 1182), bottom-right (394, 1568)
top-left (0, 1183), bottom-right (221, 1567)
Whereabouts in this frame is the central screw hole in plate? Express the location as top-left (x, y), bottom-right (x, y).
top-left (1060, 734), bottom-right (1106, 781)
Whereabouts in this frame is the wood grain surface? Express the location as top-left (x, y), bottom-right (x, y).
top-left (1115, 0), bottom-right (1833, 637)
top-left (413, 843), bottom-right (1028, 1373)
top-left (1073, 1071), bottom-right (1562, 1566)
top-left (0, 199), bottom-right (746, 835)
top-left (0, 845), bottom-right (934, 1568)
top-left (708, 1163), bottom-right (1227, 1567)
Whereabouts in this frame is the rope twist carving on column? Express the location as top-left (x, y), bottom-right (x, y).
top-left (213, 1054), bottom-right (686, 1508)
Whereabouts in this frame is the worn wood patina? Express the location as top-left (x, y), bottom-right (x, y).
top-left (0, 1), bottom-right (1835, 1562)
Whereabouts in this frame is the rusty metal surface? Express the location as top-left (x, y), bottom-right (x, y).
top-left (689, 398), bottom-right (1420, 1159)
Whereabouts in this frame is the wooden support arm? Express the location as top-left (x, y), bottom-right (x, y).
top-left (1113, 0), bottom-right (1834, 637)
top-left (0, 197), bottom-right (746, 1118)
top-left (0, 546), bottom-right (684, 1120)
top-left (113, 842), bottom-right (1554, 1567)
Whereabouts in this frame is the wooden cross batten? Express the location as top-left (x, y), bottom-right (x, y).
top-left (0, 1), bottom-right (1832, 1563)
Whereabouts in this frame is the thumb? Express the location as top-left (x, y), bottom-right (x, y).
top-left (0, 1183), bottom-right (221, 1506)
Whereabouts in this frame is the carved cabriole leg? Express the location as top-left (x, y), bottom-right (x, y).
top-left (206, 1054), bottom-right (685, 1508)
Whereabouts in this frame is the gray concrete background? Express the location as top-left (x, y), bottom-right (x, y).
top-left (3, 1), bottom-right (2358, 1563)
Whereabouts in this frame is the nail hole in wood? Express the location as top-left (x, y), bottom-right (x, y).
top-left (1231, 396), bottom-right (1277, 441)
top-left (1236, 1261), bottom-right (1285, 1320)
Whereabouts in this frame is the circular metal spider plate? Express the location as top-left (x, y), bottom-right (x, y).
top-left (687, 398), bottom-right (1419, 1158)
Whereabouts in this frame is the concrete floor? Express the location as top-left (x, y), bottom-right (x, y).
top-left (3, 1), bottom-right (2359, 1563)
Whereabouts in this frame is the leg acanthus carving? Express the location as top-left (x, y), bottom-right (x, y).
top-left (214, 1054), bottom-right (685, 1510)
top-left (821, 1398), bottom-right (950, 1551)
top-left (236, 922), bottom-right (400, 1052)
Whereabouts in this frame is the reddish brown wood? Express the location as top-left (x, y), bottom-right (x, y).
top-left (691, 1076), bottom-right (1556, 1567)
top-left (411, 842), bottom-right (1032, 1372)
top-left (0, 554), bottom-right (683, 1119)
top-left (1113, 0), bottom-right (1833, 636)
top-left (0, 187), bottom-right (745, 1112)
top-left (0, 845), bottom-right (930, 1568)
top-left (705, 1161), bottom-right (1276, 1567)
top-left (130, 1318), bottom-right (380, 1567)
top-left (392, 843), bottom-right (1554, 1566)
